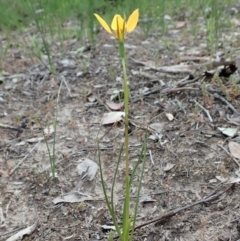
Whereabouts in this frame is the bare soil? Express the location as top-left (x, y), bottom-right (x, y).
top-left (1, 16), bottom-right (240, 241)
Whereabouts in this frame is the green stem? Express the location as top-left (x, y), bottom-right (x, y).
top-left (119, 41), bottom-right (130, 240)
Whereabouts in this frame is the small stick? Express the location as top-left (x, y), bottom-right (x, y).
top-left (149, 150), bottom-right (154, 165)
top-left (113, 184), bottom-right (233, 239)
top-left (5, 200), bottom-right (11, 218)
top-left (162, 87), bottom-right (199, 94)
top-left (218, 144), bottom-right (240, 168)
top-left (9, 140), bottom-right (41, 176)
top-left (134, 184), bottom-right (233, 230)
top-left (194, 100), bottom-right (213, 122)
top-left (59, 74), bottom-right (72, 97)
top-left (213, 93), bottom-right (239, 114)
top-left (177, 76), bottom-right (200, 87)
top-left (132, 87), bottom-right (199, 103)
top-left (0, 123), bottom-right (23, 131)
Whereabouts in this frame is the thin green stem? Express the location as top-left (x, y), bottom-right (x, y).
top-left (119, 41), bottom-right (130, 240)
top-left (98, 141), bottom-right (123, 239)
top-left (130, 133), bottom-right (147, 240)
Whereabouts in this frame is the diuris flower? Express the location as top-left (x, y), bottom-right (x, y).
top-left (94, 9), bottom-right (139, 42)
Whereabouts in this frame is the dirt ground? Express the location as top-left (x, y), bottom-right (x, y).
top-left (1, 13), bottom-right (240, 241)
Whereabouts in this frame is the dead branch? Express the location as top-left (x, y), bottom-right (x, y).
top-left (134, 184), bottom-right (233, 230)
top-left (213, 93), bottom-right (239, 114)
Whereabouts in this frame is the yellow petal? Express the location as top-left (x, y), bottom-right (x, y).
top-left (94, 13), bottom-right (112, 34)
top-left (126, 9), bottom-right (139, 33)
top-left (111, 14), bottom-right (125, 32)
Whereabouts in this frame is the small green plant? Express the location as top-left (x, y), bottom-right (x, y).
top-left (26, 0), bottom-right (55, 73)
top-left (28, 35), bottom-right (42, 60)
top-left (0, 41), bottom-right (11, 72)
top-left (40, 118), bottom-right (57, 179)
top-left (95, 9), bottom-right (147, 241)
top-left (39, 81), bottom-right (61, 180)
top-left (229, 75), bottom-right (240, 98)
top-left (213, 73), bottom-right (231, 101)
top-left (201, 82), bottom-right (213, 107)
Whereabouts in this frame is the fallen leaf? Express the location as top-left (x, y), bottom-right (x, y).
top-left (229, 177), bottom-right (240, 184)
top-left (101, 112), bottom-right (125, 125)
top-left (101, 225), bottom-right (116, 231)
top-left (176, 21), bottom-right (187, 29)
top-left (52, 192), bottom-right (93, 204)
top-left (6, 221), bottom-right (38, 241)
top-left (0, 207), bottom-right (4, 225)
top-left (163, 163), bottom-right (175, 171)
top-left (26, 137), bottom-right (44, 143)
top-left (215, 176), bottom-right (228, 183)
top-left (231, 18), bottom-right (240, 26)
top-left (50, 78), bottom-right (58, 89)
top-left (149, 123), bottom-right (165, 133)
top-left (218, 127), bottom-right (238, 137)
top-left (106, 100), bottom-right (124, 110)
top-left (87, 94), bottom-right (97, 102)
top-left (58, 59), bottom-right (76, 68)
top-left (77, 158), bottom-right (99, 181)
top-left (229, 141), bottom-right (240, 159)
top-left (165, 112), bottom-right (174, 121)
top-left (44, 124), bottom-right (54, 135)
top-left (139, 194), bottom-right (156, 203)
top-left (148, 134), bottom-right (159, 141)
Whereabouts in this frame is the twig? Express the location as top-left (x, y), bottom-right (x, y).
top-left (0, 123), bottom-right (24, 131)
top-left (149, 150), bottom-right (154, 165)
top-left (177, 76), bottom-right (200, 87)
top-left (5, 200), bottom-right (11, 218)
top-left (218, 144), bottom-right (240, 168)
top-left (162, 87), bottom-right (199, 94)
top-left (6, 220), bottom-right (38, 241)
top-left (199, 60), bottom-right (235, 71)
top-left (133, 184), bottom-right (233, 230)
top-left (0, 225), bottom-right (27, 238)
top-left (132, 86), bottom-right (199, 103)
top-left (59, 74), bottom-right (72, 97)
top-left (213, 93), bottom-right (239, 114)
top-left (9, 140), bottom-right (41, 176)
top-left (194, 100), bottom-right (213, 122)
top-left (118, 189), bottom-right (195, 201)
top-left (114, 184), bottom-right (233, 239)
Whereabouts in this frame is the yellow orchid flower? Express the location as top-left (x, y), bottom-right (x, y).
top-left (94, 9), bottom-right (139, 42)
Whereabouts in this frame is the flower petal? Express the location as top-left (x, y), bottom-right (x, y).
top-left (111, 14), bottom-right (125, 31)
top-left (126, 9), bottom-right (139, 33)
top-left (94, 13), bottom-right (112, 34)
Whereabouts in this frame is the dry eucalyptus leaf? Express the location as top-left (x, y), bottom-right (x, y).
top-left (0, 207), bottom-right (4, 225)
top-left (27, 137), bottom-right (44, 143)
top-left (58, 59), bottom-right (76, 68)
top-left (149, 123), bottom-right (165, 133)
top-left (101, 225), bottom-right (116, 231)
top-left (165, 112), bottom-right (174, 121)
top-left (229, 141), bottom-right (240, 159)
top-left (148, 134), bottom-right (159, 141)
top-left (77, 158), bottom-right (99, 181)
top-left (218, 127), bottom-right (238, 137)
top-left (229, 177), bottom-right (240, 184)
top-left (44, 125), bottom-right (54, 135)
top-left (87, 94), bottom-right (97, 102)
top-left (101, 112), bottom-right (125, 125)
top-left (6, 221), bottom-right (38, 241)
top-left (176, 21), bottom-right (187, 29)
top-left (52, 192), bottom-right (93, 204)
top-left (215, 176), bottom-right (228, 183)
top-left (106, 100), bottom-right (124, 110)
top-left (139, 194), bottom-right (156, 203)
top-left (163, 163), bottom-right (175, 172)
